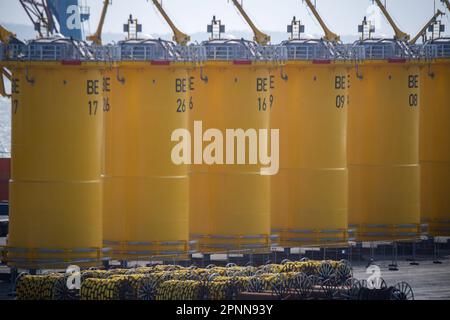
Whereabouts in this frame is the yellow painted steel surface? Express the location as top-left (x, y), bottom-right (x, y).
top-left (189, 61), bottom-right (271, 253)
top-left (269, 66), bottom-right (288, 246)
top-left (420, 59), bottom-right (450, 237)
top-left (104, 62), bottom-right (192, 260)
top-left (348, 61), bottom-right (421, 242)
top-left (271, 61), bottom-right (349, 247)
top-left (7, 62), bottom-right (104, 268)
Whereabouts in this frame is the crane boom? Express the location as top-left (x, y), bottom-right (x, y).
top-left (0, 72), bottom-right (8, 97)
top-left (150, 0), bottom-right (190, 45)
top-left (0, 25), bottom-right (14, 97)
top-left (87, 0), bottom-right (110, 45)
top-left (442, 0), bottom-right (450, 11)
top-left (374, 0), bottom-right (410, 41)
top-left (410, 10), bottom-right (444, 44)
top-left (19, 0), bottom-right (57, 38)
top-left (0, 25), bottom-right (17, 44)
top-left (230, 0), bottom-right (270, 45)
top-left (302, 0), bottom-right (340, 42)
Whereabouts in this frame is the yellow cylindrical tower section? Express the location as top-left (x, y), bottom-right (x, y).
top-left (188, 65), bottom-right (210, 253)
top-left (104, 56), bottom-right (193, 260)
top-left (269, 65), bottom-right (288, 245)
top-left (420, 58), bottom-right (450, 237)
top-left (7, 61), bottom-right (104, 268)
top-left (190, 55), bottom-right (272, 253)
top-left (348, 60), bottom-right (421, 242)
top-left (271, 60), bottom-right (349, 247)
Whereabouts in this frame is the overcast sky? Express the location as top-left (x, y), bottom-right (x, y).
top-left (0, 0), bottom-right (449, 39)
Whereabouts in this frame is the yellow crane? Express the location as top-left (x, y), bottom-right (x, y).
top-left (150, 0), bottom-right (190, 45)
top-left (0, 25), bottom-right (15, 97)
top-left (0, 66), bottom-right (10, 97)
top-left (442, 0), bottom-right (450, 11)
top-left (302, 0), bottom-right (340, 42)
top-left (230, 0), bottom-right (270, 45)
top-left (87, 0), bottom-right (110, 45)
top-left (373, 0), bottom-right (410, 41)
top-left (410, 10), bottom-right (444, 44)
top-left (0, 25), bottom-right (16, 44)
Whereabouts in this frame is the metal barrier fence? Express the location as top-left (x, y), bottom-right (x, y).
top-left (281, 41), bottom-right (367, 61)
top-left (114, 39), bottom-right (206, 62)
top-left (258, 45), bottom-right (288, 62)
top-left (0, 38), bottom-right (208, 63)
top-left (423, 42), bottom-right (450, 59)
top-left (203, 39), bottom-right (286, 62)
top-left (27, 38), bottom-right (96, 61)
top-left (178, 45), bottom-right (208, 62)
top-left (352, 39), bottom-right (415, 60)
top-left (283, 40), bottom-right (337, 60)
top-left (3, 37), bottom-right (449, 63)
top-left (1, 38), bottom-right (100, 61)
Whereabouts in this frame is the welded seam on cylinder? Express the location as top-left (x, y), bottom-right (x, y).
top-left (101, 175), bottom-right (188, 179)
top-left (284, 229), bottom-right (346, 234)
top-left (103, 240), bottom-right (195, 246)
top-left (347, 164), bottom-right (419, 168)
top-left (9, 179), bottom-right (102, 184)
top-left (282, 238), bottom-right (346, 242)
top-left (191, 234), bottom-right (269, 240)
top-left (7, 246), bottom-right (107, 253)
